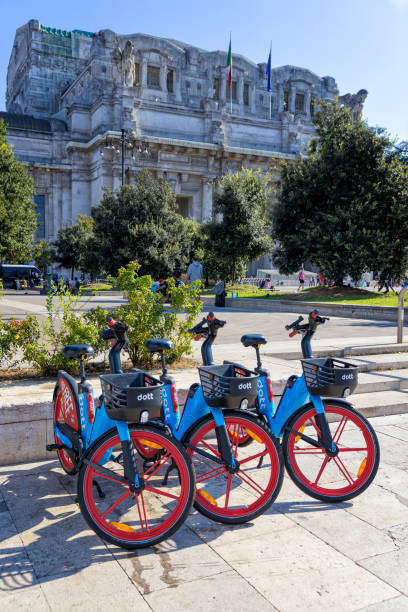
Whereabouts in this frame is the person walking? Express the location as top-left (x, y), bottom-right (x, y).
top-left (298, 268), bottom-right (305, 291)
top-left (185, 254), bottom-right (203, 285)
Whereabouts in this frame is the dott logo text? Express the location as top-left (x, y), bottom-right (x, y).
top-left (238, 382), bottom-right (252, 390)
top-left (137, 392), bottom-right (154, 401)
top-left (341, 374), bottom-right (354, 381)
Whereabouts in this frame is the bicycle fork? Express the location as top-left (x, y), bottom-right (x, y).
top-left (306, 396), bottom-right (337, 455)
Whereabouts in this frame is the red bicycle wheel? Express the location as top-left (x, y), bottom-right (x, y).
top-left (283, 401), bottom-right (380, 502)
top-left (77, 425), bottom-right (195, 549)
top-left (186, 410), bottom-right (283, 524)
top-left (54, 388), bottom-right (78, 475)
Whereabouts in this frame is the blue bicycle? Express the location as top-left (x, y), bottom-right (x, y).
top-left (145, 313), bottom-right (284, 524)
top-left (48, 316), bottom-right (195, 549)
top-left (233, 310), bottom-right (380, 502)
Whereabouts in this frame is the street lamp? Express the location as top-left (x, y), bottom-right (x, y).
top-left (101, 129), bottom-right (150, 186)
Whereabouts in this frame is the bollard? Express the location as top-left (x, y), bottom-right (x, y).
top-left (397, 287), bottom-right (408, 343)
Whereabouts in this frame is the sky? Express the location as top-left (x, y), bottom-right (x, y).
top-left (1, 0), bottom-right (407, 141)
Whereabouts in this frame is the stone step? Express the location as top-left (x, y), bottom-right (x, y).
top-left (356, 369), bottom-right (408, 393)
top-left (267, 343), bottom-right (408, 361)
top-left (348, 389), bottom-right (408, 419)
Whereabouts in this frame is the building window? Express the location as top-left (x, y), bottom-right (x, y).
top-left (167, 69), bottom-right (174, 93)
top-left (213, 77), bottom-right (220, 100)
top-left (243, 83), bottom-right (249, 106)
top-left (34, 194), bottom-right (45, 239)
top-left (176, 196), bottom-right (191, 218)
top-left (295, 93), bottom-right (305, 112)
top-left (283, 90), bottom-right (289, 111)
top-left (185, 80), bottom-right (190, 89)
top-left (310, 95), bottom-right (315, 116)
top-left (147, 65), bottom-right (160, 88)
top-left (197, 83), bottom-right (201, 92)
top-left (135, 63), bottom-right (140, 85)
top-left (259, 94), bottom-right (264, 104)
top-left (226, 81), bottom-right (237, 101)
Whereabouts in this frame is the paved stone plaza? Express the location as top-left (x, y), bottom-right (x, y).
top-left (1, 298), bottom-right (408, 610)
top-left (1, 410), bottom-right (407, 612)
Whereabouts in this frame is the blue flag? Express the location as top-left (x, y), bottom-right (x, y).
top-left (265, 48), bottom-right (271, 92)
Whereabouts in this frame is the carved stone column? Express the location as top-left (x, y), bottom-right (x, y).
top-left (220, 73), bottom-right (227, 104)
top-left (160, 59), bottom-right (167, 91)
top-left (201, 178), bottom-right (213, 220)
top-left (141, 57), bottom-right (147, 87)
top-left (277, 84), bottom-right (284, 112)
top-left (305, 89), bottom-right (311, 117)
top-left (238, 75), bottom-right (244, 106)
top-left (174, 70), bottom-right (182, 101)
top-left (289, 86), bottom-right (296, 113)
top-left (250, 83), bottom-right (256, 113)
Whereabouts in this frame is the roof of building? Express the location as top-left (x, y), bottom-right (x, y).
top-left (0, 112), bottom-right (66, 133)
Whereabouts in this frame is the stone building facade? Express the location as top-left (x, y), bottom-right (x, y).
top-left (2, 19), bottom-right (356, 247)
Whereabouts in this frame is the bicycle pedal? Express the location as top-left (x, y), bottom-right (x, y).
top-left (46, 444), bottom-right (63, 452)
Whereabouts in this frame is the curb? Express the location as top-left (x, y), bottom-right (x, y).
top-left (212, 296), bottom-right (408, 322)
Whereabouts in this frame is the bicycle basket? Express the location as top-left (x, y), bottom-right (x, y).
top-left (198, 364), bottom-right (259, 408)
top-left (100, 372), bottom-right (163, 422)
top-left (301, 358), bottom-right (358, 397)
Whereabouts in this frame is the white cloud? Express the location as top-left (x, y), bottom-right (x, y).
top-left (389, 0), bottom-right (408, 9)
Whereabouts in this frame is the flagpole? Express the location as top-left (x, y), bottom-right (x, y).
top-left (269, 41), bottom-right (272, 120)
top-left (230, 32), bottom-right (233, 114)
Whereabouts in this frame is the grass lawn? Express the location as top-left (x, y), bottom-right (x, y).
top-left (237, 285), bottom-right (405, 306)
top-left (84, 282), bottom-right (114, 291)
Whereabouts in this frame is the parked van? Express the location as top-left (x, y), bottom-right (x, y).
top-left (0, 264), bottom-right (42, 289)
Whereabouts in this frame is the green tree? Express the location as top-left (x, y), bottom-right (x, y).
top-left (54, 215), bottom-right (94, 279)
top-left (87, 172), bottom-right (196, 278)
top-left (33, 240), bottom-right (56, 274)
top-left (0, 119), bottom-right (37, 262)
top-left (272, 102), bottom-right (408, 284)
top-left (204, 168), bottom-right (273, 283)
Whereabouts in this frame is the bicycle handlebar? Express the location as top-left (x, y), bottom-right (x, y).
top-left (285, 310), bottom-right (329, 337)
top-left (100, 315), bottom-right (129, 346)
top-left (189, 312), bottom-right (226, 339)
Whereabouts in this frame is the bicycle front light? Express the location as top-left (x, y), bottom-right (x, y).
top-left (343, 388), bottom-right (351, 398)
top-left (140, 410), bottom-right (149, 423)
top-left (240, 398), bottom-right (249, 410)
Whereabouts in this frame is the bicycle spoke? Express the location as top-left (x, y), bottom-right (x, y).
top-left (140, 492), bottom-right (150, 533)
top-left (337, 447), bottom-right (367, 452)
top-left (237, 469), bottom-right (266, 497)
top-left (333, 456), bottom-right (354, 485)
top-left (101, 490), bottom-right (131, 519)
top-left (143, 452), bottom-right (172, 481)
top-left (293, 447), bottom-right (326, 454)
top-left (333, 416), bottom-right (348, 444)
top-left (199, 437), bottom-right (222, 459)
top-left (231, 424), bottom-right (239, 459)
top-left (239, 449), bottom-right (268, 465)
top-left (144, 484), bottom-right (181, 501)
top-left (196, 465), bottom-right (226, 483)
top-left (313, 456), bottom-right (330, 485)
top-left (224, 474), bottom-right (233, 508)
top-left (309, 416), bottom-right (321, 436)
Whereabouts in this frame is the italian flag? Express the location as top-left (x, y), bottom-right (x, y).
top-left (226, 36), bottom-right (232, 88)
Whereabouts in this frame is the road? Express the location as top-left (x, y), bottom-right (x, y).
top-left (0, 291), bottom-right (401, 349)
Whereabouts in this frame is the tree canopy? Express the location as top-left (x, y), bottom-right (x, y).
top-left (84, 171), bottom-right (196, 278)
top-left (0, 119), bottom-right (37, 262)
top-left (54, 215), bottom-right (94, 278)
top-left (204, 168), bottom-right (273, 283)
top-left (272, 102), bottom-right (408, 283)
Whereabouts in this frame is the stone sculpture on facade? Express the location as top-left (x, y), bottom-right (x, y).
top-left (111, 39), bottom-right (136, 87)
top-left (338, 89), bottom-right (368, 120)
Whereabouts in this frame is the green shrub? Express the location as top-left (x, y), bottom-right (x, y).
top-left (22, 287), bottom-right (105, 376)
top-left (114, 261), bottom-right (202, 367)
top-left (0, 316), bottom-right (40, 366)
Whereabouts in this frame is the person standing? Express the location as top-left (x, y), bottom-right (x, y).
top-left (185, 255), bottom-right (203, 285)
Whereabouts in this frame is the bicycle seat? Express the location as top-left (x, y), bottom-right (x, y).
top-left (63, 344), bottom-right (94, 360)
top-left (240, 334), bottom-right (267, 348)
top-left (145, 339), bottom-right (174, 353)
